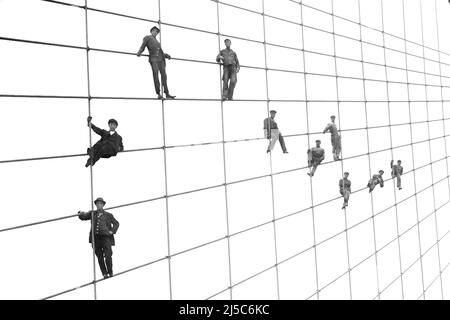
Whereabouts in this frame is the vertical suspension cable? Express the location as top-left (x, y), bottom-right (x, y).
top-left (157, 0), bottom-right (173, 299)
top-left (418, 0), bottom-right (443, 299)
top-left (400, 0), bottom-right (426, 300)
top-left (84, 0), bottom-right (97, 300)
top-left (299, 1), bottom-right (320, 300)
top-left (433, 0), bottom-right (450, 244)
top-left (379, 0), bottom-right (405, 299)
top-left (434, 0), bottom-right (450, 296)
top-left (215, 0), bottom-right (234, 300)
top-left (357, 0), bottom-right (381, 299)
top-left (330, 0), bottom-right (353, 299)
top-left (261, 0), bottom-right (280, 299)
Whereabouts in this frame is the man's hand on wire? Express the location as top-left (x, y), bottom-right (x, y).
top-left (165, 53), bottom-right (171, 60)
top-left (87, 116), bottom-right (92, 126)
top-left (137, 52), bottom-right (141, 57)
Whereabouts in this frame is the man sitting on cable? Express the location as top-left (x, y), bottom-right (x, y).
top-left (85, 116), bottom-right (123, 167)
top-left (307, 140), bottom-right (325, 177)
top-left (367, 170), bottom-right (385, 193)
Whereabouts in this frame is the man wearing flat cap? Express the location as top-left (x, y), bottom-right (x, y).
top-left (137, 26), bottom-right (175, 99)
top-left (85, 116), bottom-right (124, 167)
top-left (339, 172), bottom-right (351, 209)
top-left (307, 140), bottom-right (324, 177)
top-left (391, 160), bottom-right (403, 190)
top-left (78, 197), bottom-right (120, 279)
top-left (323, 115), bottom-right (341, 161)
top-left (216, 39), bottom-right (240, 101)
top-left (263, 110), bottom-right (288, 154)
top-left (367, 170), bottom-right (385, 193)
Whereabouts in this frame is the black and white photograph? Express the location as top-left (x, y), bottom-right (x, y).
top-left (1, 0), bottom-right (450, 307)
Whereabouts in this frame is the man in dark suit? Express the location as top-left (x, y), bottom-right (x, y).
top-left (78, 197), bottom-right (120, 279)
top-left (85, 116), bottom-right (124, 167)
top-left (137, 26), bottom-right (175, 99)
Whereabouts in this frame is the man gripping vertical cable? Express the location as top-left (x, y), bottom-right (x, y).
top-left (78, 197), bottom-right (120, 279)
top-left (216, 39), bottom-right (240, 101)
top-left (137, 26), bottom-right (176, 99)
top-left (85, 116), bottom-right (123, 167)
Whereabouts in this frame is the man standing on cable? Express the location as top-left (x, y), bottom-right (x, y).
top-left (367, 170), bottom-right (385, 193)
top-left (307, 140), bottom-right (325, 177)
top-left (216, 39), bottom-right (240, 101)
top-left (323, 115), bottom-right (341, 161)
top-left (78, 197), bottom-right (120, 279)
top-left (137, 26), bottom-right (175, 99)
top-left (339, 172), bottom-right (351, 209)
top-left (264, 109), bottom-right (288, 154)
top-left (85, 116), bottom-right (123, 167)
top-left (391, 160), bottom-right (403, 190)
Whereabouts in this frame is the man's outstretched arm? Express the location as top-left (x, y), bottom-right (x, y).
top-left (78, 210), bottom-right (92, 221)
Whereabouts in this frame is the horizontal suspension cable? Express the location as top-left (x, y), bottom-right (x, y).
top-left (2, 144), bottom-right (448, 244)
top-left (42, 194), bottom-right (450, 300)
top-left (2, 93), bottom-right (449, 105)
top-left (1, 116), bottom-right (447, 164)
top-left (6, 0), bottom-right (450, 81)
top-left (2, 30), bottom-right (450, 85)
top-left (418, 256), bottom-right (450, 300)
top-left (375, 226), bottom-right (450, 300)
top-left (40, 0), bottom-right (450, 63)
top-left (289, 0), bottom-right (450, 60)
top-left (206, 202), bottom-right (450, 300)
